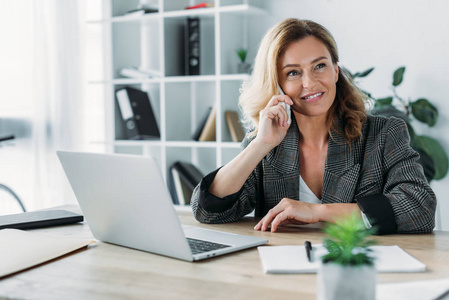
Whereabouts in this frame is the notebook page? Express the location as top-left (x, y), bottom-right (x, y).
top-left (257, 244), bottom-right (425, 274)
top-left (0, 229), bottom-right (95, 277)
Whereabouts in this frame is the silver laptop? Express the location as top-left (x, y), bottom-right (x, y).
top-left (57, 151), bottom-right (268, 261)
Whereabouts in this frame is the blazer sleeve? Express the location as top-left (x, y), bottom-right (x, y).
top-left (190, 134), bottom-right (262, 224)
top-left (357, 117), bottom-right (437, 234)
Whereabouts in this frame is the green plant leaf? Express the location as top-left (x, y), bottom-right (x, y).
top-left (413, 135), bottom-right (449, 180)
top-left (322, 213), bottom-right (377, 266)
top-left (236, 48), bottom-right (248, 63)
top-left (358, 67), bottom-right (374, 78)
top-left (374, 97), bottom-right (393, 108)
top-left (393, 67), bottom-right (405, 86)
top-left (411, 98), bottom-right (438, 127)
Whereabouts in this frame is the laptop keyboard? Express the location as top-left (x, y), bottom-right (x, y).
top-left (187, 238), bottom-right (231, 255)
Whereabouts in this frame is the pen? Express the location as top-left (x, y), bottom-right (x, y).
top-left (305, 241), bottom-right (313, 262)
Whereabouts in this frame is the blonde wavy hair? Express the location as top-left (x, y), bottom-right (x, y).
top-left (239, 18), bottom-right (367, 143)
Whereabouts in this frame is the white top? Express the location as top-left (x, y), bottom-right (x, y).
top-left (299, 176), bottom-right (372, 229)
top-left (299, 175), bottom-right (321, 205)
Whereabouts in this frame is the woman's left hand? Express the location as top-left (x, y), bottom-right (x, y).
top-left (254, 198), bottom-right (321, 232)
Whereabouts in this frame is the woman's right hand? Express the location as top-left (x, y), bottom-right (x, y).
top-left (254, 95), bottom-right (293, 150)
top-left (207, 95), bottom-right (293, 198)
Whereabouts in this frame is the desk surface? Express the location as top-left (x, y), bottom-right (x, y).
top-left (1, 206), bottom-right (448, 300)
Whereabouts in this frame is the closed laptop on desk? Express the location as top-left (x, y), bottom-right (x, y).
top-left (57, 151), bottom-right (267, 261)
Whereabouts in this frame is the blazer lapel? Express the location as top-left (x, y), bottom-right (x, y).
top-left (322, 118), bottom-right (361, 204)
top-left (266, 114), bottom-right (300, 174)
top-left (264, 115), bottom-right (361, 204)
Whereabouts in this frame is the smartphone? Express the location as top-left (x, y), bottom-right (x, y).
top-left (278, 85), bottom-right (291, 124)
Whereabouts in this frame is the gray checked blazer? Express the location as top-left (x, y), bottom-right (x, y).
top-left (191, 114), bottom-right (436, 234)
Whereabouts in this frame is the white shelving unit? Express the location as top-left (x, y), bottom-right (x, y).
top-left (90, 0), bottom-right (271, 182)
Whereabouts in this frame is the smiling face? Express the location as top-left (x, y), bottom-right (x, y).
top-left (278, 36), bottom-right (339, 120)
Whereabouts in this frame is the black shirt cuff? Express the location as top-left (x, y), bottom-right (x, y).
top-left (198, 168), bottom-right (243, 213)
top-left (356, 193), bottom-right (398, 235)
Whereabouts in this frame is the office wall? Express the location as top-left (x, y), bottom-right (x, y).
top-left (262, 0), bottom-right (449, 230)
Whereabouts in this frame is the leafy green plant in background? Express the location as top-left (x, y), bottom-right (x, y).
top-left (236, 48), bottom-right (251, 74)
top-left (322, 213), bottom-right (377, 266)
top-left (236, 48), bottom-right (248, 63)
top-left (344, 66), bottom-right (449, 182)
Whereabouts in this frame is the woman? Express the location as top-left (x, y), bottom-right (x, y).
top-left (190, 18), bottom-right (436, 234)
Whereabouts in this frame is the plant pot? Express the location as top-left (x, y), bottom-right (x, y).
top-left (317, 263), bottom-right (376, 300)
top-left (237, 62), bottom-right (251, 74)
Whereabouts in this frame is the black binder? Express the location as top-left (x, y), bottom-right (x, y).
top-left (173, 161), bottom-right (204, 191)
top-left (186, 17), bottom-right (200, 75)
top-left (116, 87), bottom-right (160, 140)
top-left (168, 161), bottom-right (204, 205)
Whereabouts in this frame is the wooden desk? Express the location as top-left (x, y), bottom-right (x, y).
top-left (1, 206), bottom-right (448, 300)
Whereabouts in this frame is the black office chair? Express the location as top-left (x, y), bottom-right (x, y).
top-left (0, 135), bottom-right (26, 213)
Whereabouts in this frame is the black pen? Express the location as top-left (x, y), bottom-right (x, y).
top-left (305, 241), bottom-right (313, 262)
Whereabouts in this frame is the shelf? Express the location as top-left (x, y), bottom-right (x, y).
top-left (89, 74), bottom-right (249, 85)
top-left (163, 7), bottom-right (216, 18)
top-left (163, 74), bottom-right (249, 82)
top-left (220, 74), bottom-right (250, 81)
top-left (111, 13), bottom-right (160, 23)
top-left (87, 5), bottom-right (265, 24)
top-left (220, 142), bottom-right (242, 149)
top-left (89, 78), bottom-right (161, 85)
top-left (166, 141), bottom-right (218, 148)
top-left (87, 13), bottom-right (159, 24)
top-left (162, 5), bottom-right (263, 18)
top-left (91, 140), bottom-right (162, 147)
top-left (218, 4), bottom-right (266, 16)
top-left (91, 140), bottom-right (241, 148)
top-left (162, 5), bottom-right (265, 18)
top-left (164, 75), bottom-right (217, 83)
top-left (166, 141), bottom-right (240, 148)
top-left (94, 0), bottom-right (267, 180)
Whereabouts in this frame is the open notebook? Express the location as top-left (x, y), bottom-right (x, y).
top-left (258, 244), bottom-right (426, 274)
top-left (0, 229), bottom-right (94, 278)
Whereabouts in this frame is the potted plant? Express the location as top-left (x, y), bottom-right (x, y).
top-left (343, 66), bottom-right (448, 182)
top-left (317, 213), bottom-right (377, 300)
top-left (236, 48), bottom-right (251, 74)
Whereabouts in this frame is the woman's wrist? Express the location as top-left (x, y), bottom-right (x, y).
top-left (251, 136), bottom-right (276, 155)
top-left (313, 203), bottom-right (329, 223)
top-left (314, 203), bottom-right (361, 223)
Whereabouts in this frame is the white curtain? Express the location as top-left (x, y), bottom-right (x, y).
top-left (0, 0), bottom-right (105, 214)
top-left (31, 0), bottom-right (86, 209)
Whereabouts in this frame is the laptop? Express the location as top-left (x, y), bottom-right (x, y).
top-left (57, 151), bottom-right (268, 261)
